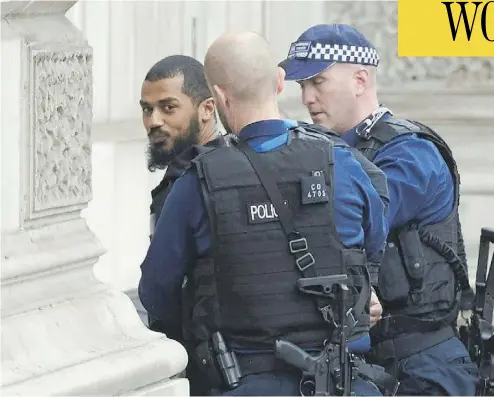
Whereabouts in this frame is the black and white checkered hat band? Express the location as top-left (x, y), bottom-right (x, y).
top-left (309, 43), bottom-right (379, 66)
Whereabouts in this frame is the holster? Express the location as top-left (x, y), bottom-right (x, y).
top-left (192, 340), bottom-right (223, 390)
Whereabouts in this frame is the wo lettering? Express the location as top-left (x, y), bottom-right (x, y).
top-left (441, 1), bottom-right (494, 41)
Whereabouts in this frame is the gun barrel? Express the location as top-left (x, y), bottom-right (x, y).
top-left (275, 339), bottom-right (316, 374)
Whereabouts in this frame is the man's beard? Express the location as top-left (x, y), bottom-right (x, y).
top-left (217, 106), bottom-right (233, 135)
top-left (147, 116), bottom-right (201, 172)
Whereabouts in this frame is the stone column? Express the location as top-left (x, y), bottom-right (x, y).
top-left (1, 1), bottom-right (188, 395)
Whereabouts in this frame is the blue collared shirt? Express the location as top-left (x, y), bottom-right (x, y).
top-left (341, 115), bottom-right (454, 230)
top-left (139, 119), bottom-right (388, 344)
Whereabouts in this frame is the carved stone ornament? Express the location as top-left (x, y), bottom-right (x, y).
top-left (324, 2), bottom-right (494, 88)
top-left (30, 48), bottom-right (93, 217)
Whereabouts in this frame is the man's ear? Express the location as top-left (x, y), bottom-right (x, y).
top-left (355, 68), bottom-right (370, 97)
top-left (213, 84), bottom-right (228, 110)
top-left (276, 67), bottom-right (286, 95)
top-left (199, 97), bottom-right (215, 123)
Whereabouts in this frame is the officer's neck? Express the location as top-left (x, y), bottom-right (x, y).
top-left (232, 102), bottom-right (281, 133)
top-left (349, 98), bottom-right (380, 133)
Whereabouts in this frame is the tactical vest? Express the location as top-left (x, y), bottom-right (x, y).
top-left (295, 122), bottom-right (390, 220)
top-left (189, 130), bottom-right (376, 351)
top-left (355, 117), bottom-right (470, 339)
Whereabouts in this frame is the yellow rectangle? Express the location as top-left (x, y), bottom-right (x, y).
top-left (398, 0), bottom-right (494, 57)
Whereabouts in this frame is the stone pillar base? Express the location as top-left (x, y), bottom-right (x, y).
top-left (1, 215), bottom-right (188, 397)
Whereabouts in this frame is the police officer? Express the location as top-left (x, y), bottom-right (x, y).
top-left (141, 55), bottom-right (229, 240)
top-left (138, 31), bottom-right (396, 396)
top-left (279, 23), bottom-right (479, 395)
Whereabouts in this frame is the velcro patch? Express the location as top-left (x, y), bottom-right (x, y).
top-left (246, 200), bottom-right (288, 224)
top-left (301, 175), bottom-right (329, 204)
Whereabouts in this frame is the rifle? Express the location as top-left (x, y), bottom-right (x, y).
top-left (459, 227), bottom-right (494, 396)
top-left (275, 274), bottom-right (356, 396)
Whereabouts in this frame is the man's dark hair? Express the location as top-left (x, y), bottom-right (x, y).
top-left (145, 55), bottom-right (211, 106)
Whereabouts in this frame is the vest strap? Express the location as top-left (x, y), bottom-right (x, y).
top-left (373, 291), bottom-right (460, 338)
top-left (370, 326), bottom-right (456, 378)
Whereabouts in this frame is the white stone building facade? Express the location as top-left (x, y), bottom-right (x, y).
top-left (1, 1), bottom-right (493, 395)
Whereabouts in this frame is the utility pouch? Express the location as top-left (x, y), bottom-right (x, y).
top-left (378, 241), bottom-right (410, 303)
top-left (399, 227), bottom-right (426, 304)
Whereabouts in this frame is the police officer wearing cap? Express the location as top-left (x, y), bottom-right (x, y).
top-left (279, 23), bottom-right (479, 396)
top-left (139, 30), bottom-right (397, 396)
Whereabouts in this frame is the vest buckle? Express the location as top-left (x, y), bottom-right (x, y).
top-left (289, 236), bottom-right (308, 253)
top-left (296, 252), bottom-right (315, 272)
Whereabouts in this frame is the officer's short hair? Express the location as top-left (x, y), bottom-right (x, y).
top-left (145, 55), bottom-right (212, 106)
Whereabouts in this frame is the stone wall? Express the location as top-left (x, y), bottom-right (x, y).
top-left (1, 1), bottom-right (188, 395)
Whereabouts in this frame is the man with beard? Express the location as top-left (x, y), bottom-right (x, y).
top-left (141, 55), bottom-right (228, 235)
top-left (139, 56), bottom-right (228, 394)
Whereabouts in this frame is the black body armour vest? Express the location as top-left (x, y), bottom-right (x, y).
top-left (189, 127), bottom-right (387, 351)
top-left (296, 122), bottom-right (390, 213)
top-left (355, 117), bottom-right (471, 339)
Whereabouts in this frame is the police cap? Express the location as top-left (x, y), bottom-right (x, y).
top-left (279, 24), bottom-right (379, 81)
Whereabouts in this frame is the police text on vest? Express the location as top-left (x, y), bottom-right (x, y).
top-left (247, 200), bottom-right (288, 224)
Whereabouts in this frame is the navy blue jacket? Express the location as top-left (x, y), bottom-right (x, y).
top-left (139, 119), bottom-right (388, 343)
top-left (342, 118), bottom-right (454, 230)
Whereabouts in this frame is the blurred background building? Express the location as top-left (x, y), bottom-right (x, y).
top-left (66, 0), bottom-right (494, 298)
top-left (2, 1), bottom-right (493, 395)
